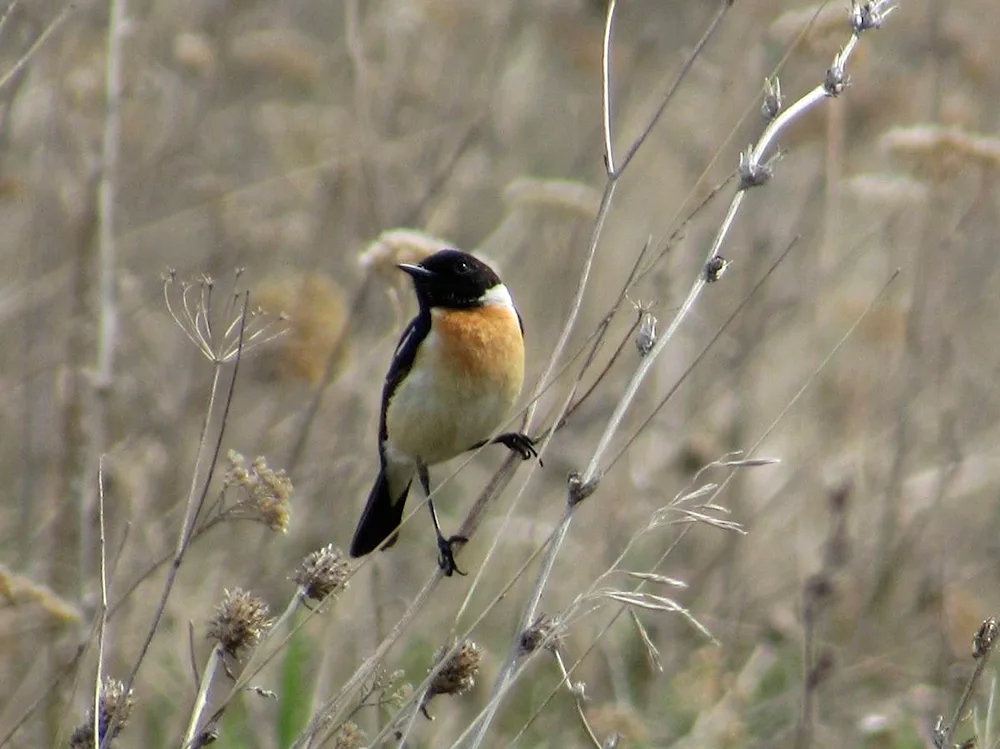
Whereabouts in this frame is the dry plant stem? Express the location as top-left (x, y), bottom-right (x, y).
top-left (796, 602), bottom-right (818, 749)
top-left (290, 575), bottom-right (442, 748)
top-left (366, 535), bottom-right (558, 749)
top-left (522, 182), bottom-right (615, 431)
top-left (464, 6), bottom-right (742, 745)
top-left (601, 0), bottom-right (617, 173)
top-left (183, 644), bottom-right (224, 749)
top-left (613, 0), bottom-right (733, 177)
top-left (467, 13), bottom-right (885, 746)
top-left (2, 526), bottom-right (130, 746)
top-left (287, 281), bottom-right (370, 473)
top-left (503, 535), bottom-right (693, 748)
top-left (939, 622), bottom-right (998, 749)
top-left (96, 0), bottom-right (123, 392)
top-left (552, 648), bottom-right (602, 749)
top-left (0, 2), bottom-right (74, 91)
top-left (92, 459), bottom-right (110, 748)
top-left (100, 301), bottom-right (249, 749)
top-left (295, 461), bottom-right (525, 748)
top-left (78, 0), bottom-right (125, 616)
top-left (0, 0), bottom-right (19, 41)
top-left (609, 236), bottom-right (799, 468)
top-left (345, 0), bottom-right (384, 226)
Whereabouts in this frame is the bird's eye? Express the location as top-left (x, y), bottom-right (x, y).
top-left (455, 260), bottom-right (471, 274)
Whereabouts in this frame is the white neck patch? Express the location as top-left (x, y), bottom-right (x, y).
top-left (481, 283), bottom-right (515, 310)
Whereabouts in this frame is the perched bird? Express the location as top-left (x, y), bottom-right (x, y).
top-left (350, 250), bottom-right (536, 575)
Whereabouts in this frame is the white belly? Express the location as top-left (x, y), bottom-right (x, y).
top-left (384, 325), bottom-right (523, 466)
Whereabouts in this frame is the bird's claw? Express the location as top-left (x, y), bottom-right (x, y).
top-left (493, 432), bottom-right (540, 464)
top-left (437, 534), bottom-right (468, 577)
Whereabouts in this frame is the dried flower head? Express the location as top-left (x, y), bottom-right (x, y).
top-left (207, 588), bottom-right (273, 657)
top-left (882, 125), bottom-right (1000, 180)
top-left (332, 720), bottom-right (366, 749)
top-left (738, 146), bottom-right (774, 189)
top-left (293, 544), bottom-right (353, 601)
top-left (502, 176), bottom-right (602, 217)
top-left (429, 640), bottom-right (482, 698)
top-left (703, 256), bottom-right (731, 283)
top-left (973, 617), bottom-right (999, 659)
top-left (254, 271), bottom-right (348, 385)
top-left (222, 451), bottom-right (292, 532)
top-left (519, 613), bottom-right (559, 655)
top-left (163, 269), bottom-right (288, 364)
top-left (841, 173), bottom-right (929, 209)
top-left (761, 76), bottom-right (783, 121)
top-left (68, 678), bottom-right (135, 749)
top-left (358, 229), bottom-right (452, 282)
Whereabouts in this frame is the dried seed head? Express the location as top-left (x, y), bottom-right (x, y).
top-left (738, 147), bottom-right (773, 189)
top-left (223, 451), bottom-right (293, 532)
top-left (503, 176), bottom-right (602, 217)
top-left (163, 270), bottom-right (288, 364)
top-left (207, 588), bottom-right (273, 657)
top-left (824, 55), bottom-right (850, 96)
top-left (429, 640), bottom-right (483, 698)
top-left (635, 312), bottom-right (657, 357)
top-left (703, 256), bottom-right (731, 283)
top-left (974, 617), bottom-right (999, 659)
top-left (254, 271), bottom-right (348, 385)
top-left (293, 544), bottom-right (353, 601)
top-left (761, 77), bottom-right (783, 121)
top-left (358, 229), bottom-right (451, 281)
top-left (851, 0), bottom-right (897, 32)
top-left (519, 613), bottom-right (559, 655)
top-left (68, 678), bottom-right (135, 749)
top-left (332, 720), bottom-right (366, 749)
top-left (881, 125), bottom-right (1000, 180)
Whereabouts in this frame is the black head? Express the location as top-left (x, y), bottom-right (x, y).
top-left (398, 250), bottom-right (502, 309)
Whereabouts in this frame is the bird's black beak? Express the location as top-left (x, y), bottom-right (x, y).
top-left (398, 263), bottom-right (435, 279)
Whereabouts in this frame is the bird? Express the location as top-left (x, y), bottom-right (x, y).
top-left (349, 249), bottom-right (537, 576)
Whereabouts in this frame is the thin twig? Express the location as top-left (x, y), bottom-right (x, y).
top-left (92, 457), bottom-right (110, 748)
top-left (0, 2), bottom-right (75, 91)
top-left (614, 1), bottom-right (732, 177)
top-left (608, 236), bottom-right (799, 469)
top-left (101, 298), bottom-right (249, 749)
top-left (601, 0), bottom-right (617, 174)
top-left (938, 618), bottom-right (1000, 749)
top-left (466, 9), bottom-right (890, 745)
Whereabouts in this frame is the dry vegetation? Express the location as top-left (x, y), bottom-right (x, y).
top-left (2, 0), bottom-right (1000, 747)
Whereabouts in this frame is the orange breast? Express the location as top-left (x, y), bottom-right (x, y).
top-left (432, 306), bottom-right (524, 383)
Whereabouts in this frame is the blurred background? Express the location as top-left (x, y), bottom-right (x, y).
top-left (2, 0), bottom-right (1000, 747)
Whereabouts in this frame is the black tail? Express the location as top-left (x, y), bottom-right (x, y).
top-left (350, 467), bottom-right (411, 557)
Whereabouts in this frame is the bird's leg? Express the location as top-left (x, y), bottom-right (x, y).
top-left (418, 461), bottom-right (467, 577)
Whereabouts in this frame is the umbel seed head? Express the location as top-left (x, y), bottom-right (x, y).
top-left (207, 588), bottom-right (273, 657)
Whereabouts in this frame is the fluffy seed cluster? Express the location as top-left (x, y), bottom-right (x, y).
top-left (429, 640), bottom-right (482, 698)
top-left (68, 678), bottom-right (135, 749)
top-left (293, 544), bottom-right (353, 601)
top-left (207, 588), bottom-right (273, 657)
top-left (223, 451), bottom-right (293, 532)
top-left (332, 720), bottom-right (366, 749)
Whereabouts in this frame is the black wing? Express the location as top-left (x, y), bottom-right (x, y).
top-left (378, 311), bottom-right (431, 446)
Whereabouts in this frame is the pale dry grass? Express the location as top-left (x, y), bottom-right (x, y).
top-left (1, 1), bottom-right (1000, 748)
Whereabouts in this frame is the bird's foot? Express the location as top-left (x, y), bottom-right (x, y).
top-left (493, 432), bottom-right (540, 464)
top-left (437, 534), bottom-right (468, 577)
